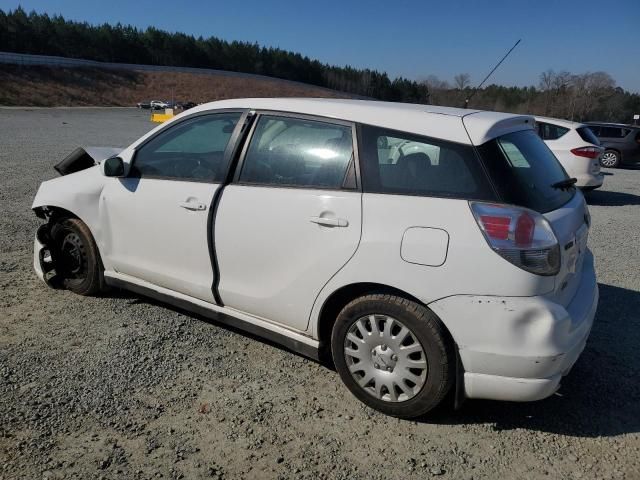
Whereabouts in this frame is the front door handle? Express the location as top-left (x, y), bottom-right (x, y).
top-left (179, 200), bottom-right (207, 211)
top-left (310, 216), bottom-right (349, 227)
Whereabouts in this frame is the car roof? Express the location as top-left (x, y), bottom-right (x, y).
top-left (185, 98), bottom-right (534, 145)
top-left (534, 115), bottom-right (584, 129)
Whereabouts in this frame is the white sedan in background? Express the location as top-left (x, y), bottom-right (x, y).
top-left (535, 116), bottom-right (604, 190)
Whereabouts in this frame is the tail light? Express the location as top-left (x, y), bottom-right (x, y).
top-left (635, 132), bottom-right (640, 145)
top-left (470, 202), bottom-right (560, 276)
top-left (571, 147), bottom-right (601, 159)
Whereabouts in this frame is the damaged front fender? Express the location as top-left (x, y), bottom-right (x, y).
top-left (54, 146), bottom-right (123, 176)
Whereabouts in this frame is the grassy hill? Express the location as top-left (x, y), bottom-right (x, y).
top-left (0, 65), bottom-right (353, 107)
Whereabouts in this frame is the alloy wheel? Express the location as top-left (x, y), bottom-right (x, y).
top-left (600, 152), bottom-right (618, 167)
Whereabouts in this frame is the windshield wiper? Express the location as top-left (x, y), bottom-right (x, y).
top-left (551, 178), bottom-right (577, 190)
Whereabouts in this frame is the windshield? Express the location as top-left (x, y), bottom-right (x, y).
top-left (477, 129), bottom-right (575, 213)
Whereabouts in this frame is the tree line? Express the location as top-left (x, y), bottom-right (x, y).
top-left (1, 8), bottom-right (638, 122)
top-left (0, 8), bottom-right (427, 103)
top-left (424, 71), bottom-right (639, 123)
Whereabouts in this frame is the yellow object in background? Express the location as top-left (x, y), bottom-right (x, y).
top-left (151, 108), bottom-right (174, 123)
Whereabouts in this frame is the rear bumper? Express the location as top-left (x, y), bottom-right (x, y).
top-left (576, 172), bottom-right (604, 188)
top-left (429, 250), bottom-right (598, 402)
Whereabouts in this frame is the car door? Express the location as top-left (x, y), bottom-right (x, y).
top-left (101, 111), bottom-right (244, 303)
top-left (214, 113), bottom-right (362, 331)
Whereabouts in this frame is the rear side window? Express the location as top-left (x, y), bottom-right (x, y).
top-left (239, 115), bottom-right (354, 189)
top-left (358, 125), bottom-right (494, 200)
top-left (597, 126), bottom-right (630, 138)
top-left (576, 127), bottom-right (600, 145)
top-left (478, 129), bottom-right (574, 213)
top-left (537, 122), bottom-right (569, 140)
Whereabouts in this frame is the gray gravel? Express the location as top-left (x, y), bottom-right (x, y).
top-left (1, 108), bottom-right (639, 480)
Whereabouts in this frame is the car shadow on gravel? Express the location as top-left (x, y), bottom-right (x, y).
top-left (124, 293), bottom-right (329, 363)
top-left (110, 282), bottom-right (639, 438)
top-left (427, 283), bottom-right (640, 438)
top-left (584, 189), bottom-right (640, 206)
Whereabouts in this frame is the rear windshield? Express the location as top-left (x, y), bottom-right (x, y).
top-left (477, 129), bottom-right (575, 213)
top-left (576, 127), bottom-right (600, 145)
top-left (358, 124), bottom-right (495, 200)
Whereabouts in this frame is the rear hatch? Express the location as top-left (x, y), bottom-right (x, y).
top-left (476, 129), bottom-right (589, 307)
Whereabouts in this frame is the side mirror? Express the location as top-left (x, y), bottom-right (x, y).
top-left (103, 156), bottom-right (125, 177)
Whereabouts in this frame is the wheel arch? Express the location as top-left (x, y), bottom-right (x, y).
top-left (316, 282), bottom-right (454, 357)
top-left (34, 205), bottom-right (80, 222)
top-left (603, 147), bottom-right (622, 159)
top-left (33, 204), bottom-right (93, 242)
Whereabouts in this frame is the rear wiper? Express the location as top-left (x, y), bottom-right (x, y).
top-left (551, 177), bottom-right (577, 190)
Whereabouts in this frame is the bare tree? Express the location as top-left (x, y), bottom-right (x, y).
top-left (423, 75), bottom-right (450, 90)
top-left (453, 73), bottom-right (471, 90)
top-left (539, 69), bottom-right (555, 92)
top-left (539, 69), bottom-right (555, 115)
top-left (568, 71), bottom-right (616, 121)
top-left (420, 75), bottom-right (451, 105)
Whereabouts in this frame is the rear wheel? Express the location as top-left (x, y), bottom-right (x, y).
top-left (50, 218), bottom-right (105, 295)
top-left (331, 294), bottom-right (454, 418)
top-left (600, 150), bottom-right (620, 168)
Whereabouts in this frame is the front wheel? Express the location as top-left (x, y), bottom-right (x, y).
top-left (331, 294), bottom-right (455, 418)
top-left (600, 150), bottom-right (620, 168)
top-left (50, 218), bottom-right (105, 296)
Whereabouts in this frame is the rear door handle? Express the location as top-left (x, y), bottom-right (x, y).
top-left (310, 216), bottom-right (349, 227)
top-left (179, 200), bottom-right (207, 211)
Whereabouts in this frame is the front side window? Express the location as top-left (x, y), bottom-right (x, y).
top-left (358, 125), bottom-right (494, 200)
top-left (132, 113), bottom-right (241, 181)
top-left (478, 129), bottom-right (574, 213)
top-left (239, 115), bottom-right (354, 189)
top-left (537, 122), bottom-right (569, 141)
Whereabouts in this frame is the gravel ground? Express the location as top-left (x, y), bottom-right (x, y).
top-left (1, 108), bottom-right (639, 480)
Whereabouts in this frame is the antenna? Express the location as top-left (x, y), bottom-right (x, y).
top-left (464, 39), bottom-right (521, 108)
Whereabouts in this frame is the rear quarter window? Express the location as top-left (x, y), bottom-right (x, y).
top-left (537, 122), bottom-right (569, 141)
top-left (478, 129), bottom-right (574, 213)
top-left (358, 124), bottom-right (495, 200)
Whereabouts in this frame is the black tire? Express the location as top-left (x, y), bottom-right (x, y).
top-left (50, 217), bottom-right (105, 296)
top-left (600, 150), bottom-right (620, 168)
top-left (331, 294), bottom-right (454, 418)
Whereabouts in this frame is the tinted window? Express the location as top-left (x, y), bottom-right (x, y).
top-left (239, 116), bottom-right (353, 189)
top-left (576, 127), bottom-right (600, 145)
top-left (478, 129), bottom-right (574, 213)
top-left (537, 122), bottom-right (569, 140)
top-left (133, 113), bottom-right (241, 181)
top-left (597, 126), bottom-right (630, 138)
top-left (359, 125), bottom-right (494, 199)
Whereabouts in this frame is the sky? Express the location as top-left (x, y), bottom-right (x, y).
top-left (2, 0), bottom-right (639, 92)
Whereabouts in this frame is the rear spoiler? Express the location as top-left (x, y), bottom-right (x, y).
top-left (54, 146), bottom-right (123, 176)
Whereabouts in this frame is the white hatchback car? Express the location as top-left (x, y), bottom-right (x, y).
top-left (33, 99), bottom-right (598, 418)
top-left (535, 116), bottom-right (604, 190)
